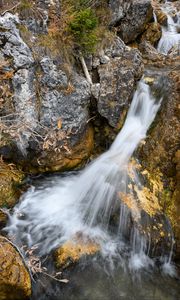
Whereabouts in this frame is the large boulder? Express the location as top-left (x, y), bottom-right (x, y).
top-left (109, 0), bottom-right (153, 43)
top-left (91, 37), bottom-right (143, 128)
top-left (0, 13), bottom-right (93, 172)
top-left (0, 236), bottom-right (31, 300)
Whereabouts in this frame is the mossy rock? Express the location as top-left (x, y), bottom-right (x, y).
top-left (0, 159), bottom-right (24, 225)
top-left (0, 236), bottom-right (31, 300)
top-left (55, 235), bottom-right (99, 269)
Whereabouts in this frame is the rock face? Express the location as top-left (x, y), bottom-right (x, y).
top-left (0, 11), bottom-right (144, 171)
top-left (138, 70), bottom-right (180, 258)
top-left (0, 13), bottom-right (93, 172)
top-left (0, 236), bottom-right (31, 300)
top-left (91, 37), bottom-right (143, 128)
top-left (109, 0), bottom-right (153, 43)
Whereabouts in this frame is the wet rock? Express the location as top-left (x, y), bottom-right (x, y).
top-left (0, 158), bottom-right (24, 226)
top-left (0, 236), bottom-right (31, 300)
top-left (110, 0), bottom-right (153, 43)
top-left (141, 22), bottom-right (162, 46)
top-left (138, 70), bottom-right (180, 258)
top-left (55, 236), bottom-right (99, 269)
top-left (94, 42), bottom-right (143, 127)
top-left (152, 2), bottom-right (168, 26)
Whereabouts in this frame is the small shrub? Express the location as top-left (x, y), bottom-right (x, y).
top-left (38, 0), bottom-right (111, 60)
top-left (69, 8), bottom-right (98, 55)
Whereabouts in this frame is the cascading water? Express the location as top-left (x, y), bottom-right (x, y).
top-left (5, 79), bottom-right (173, 272)
top-left (157, 2), bottom-right (180, 54)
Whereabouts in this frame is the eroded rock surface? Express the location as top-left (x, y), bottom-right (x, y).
top-left (91, 37), bottom-right (143, 128)
top-left (0, 236), bottom-right (31, 300)
top-left (0, 13), bottom-right (93, 172)
top-left (109, 0), bottom-right (153, 43)
top-left (0, 158), bottom-right (24, 226)
top-left (55, 236), bottom-right (99, 269)
top-left (138, 70), bottom-right (180, 258)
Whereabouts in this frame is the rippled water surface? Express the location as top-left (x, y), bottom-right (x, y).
top-left (30, 259), bottom-right (180, 300)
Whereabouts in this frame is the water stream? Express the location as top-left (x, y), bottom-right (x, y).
top-left (4, 76), bottom-right (179, 298)
top-left (6, 79), bottom-right (167, 263)
top-left (157, 1), bottom-right (180, 54)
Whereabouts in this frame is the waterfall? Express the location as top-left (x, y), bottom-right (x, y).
top-left (6, 79), bottom-right (170, 271)
top-left (157, 2), bottom-right (180, 55)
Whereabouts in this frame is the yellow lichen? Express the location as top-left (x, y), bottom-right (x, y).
top-left (55, 235), bottom-right (100, 268)
top-left (0, 236), bottom-right (31, 299)
top-left (0, 158), bottom-right (24, 222)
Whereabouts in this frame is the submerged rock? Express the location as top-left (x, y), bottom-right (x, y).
top-left (55, 236), bottom-right (100, 269)
top-left (0, 236), bottom-right (31, 300)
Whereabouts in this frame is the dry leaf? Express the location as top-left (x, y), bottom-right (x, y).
top-left (57, 119), bottom-right (62, 129)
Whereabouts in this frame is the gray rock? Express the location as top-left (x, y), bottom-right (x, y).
top-left (104, 36), bottom-right (126, 58)
top-left (40, 70), bottom-right (91, 135)
top-left (0, 13), bottom-right (34, 68)
top-left (91, 84), bottom-right (100, 99)
top-left (109, 0), bottom-right (153, 43)
top-left (95, 47), bottom-right (143, 127)
top-left (12, 68), bottom-right (38, 153)
top-left (109, 0), bottom-right (131, 26)
top-left (40, 57), bottom-right (68, 89)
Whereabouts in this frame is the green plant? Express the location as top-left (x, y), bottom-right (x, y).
top-left (19, 0), bottom-right (33, 10)
top-left (38, 0), bottom-right (111, 63)
top-left (69, 8), bottom-right (98, 54)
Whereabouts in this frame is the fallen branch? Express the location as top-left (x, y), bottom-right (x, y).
top-left (42, 271), bottom-right (69, 284)
top-left (79, 54), bottom-right (92, 85)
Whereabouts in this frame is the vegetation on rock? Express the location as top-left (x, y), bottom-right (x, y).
top-left (0, 157), bottom-right (24, 224)
top-left (0, 236), bottom-right (31, 300)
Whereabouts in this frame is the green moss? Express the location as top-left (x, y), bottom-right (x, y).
top-left (0, 160), bottom-right (24, 222)
top-left (19, 0), bottom-right (33, 11)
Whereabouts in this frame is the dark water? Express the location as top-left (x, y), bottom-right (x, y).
top-left (30, 257), bottom-right (180, 300)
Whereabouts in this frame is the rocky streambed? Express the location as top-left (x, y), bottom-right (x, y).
top-left (0, 0), bottom-right (180, 299)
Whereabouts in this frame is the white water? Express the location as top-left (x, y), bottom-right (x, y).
top-left (6, 79), bottom-right (171, 271)
top-left (158, 2), bottom-right (180, 55)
